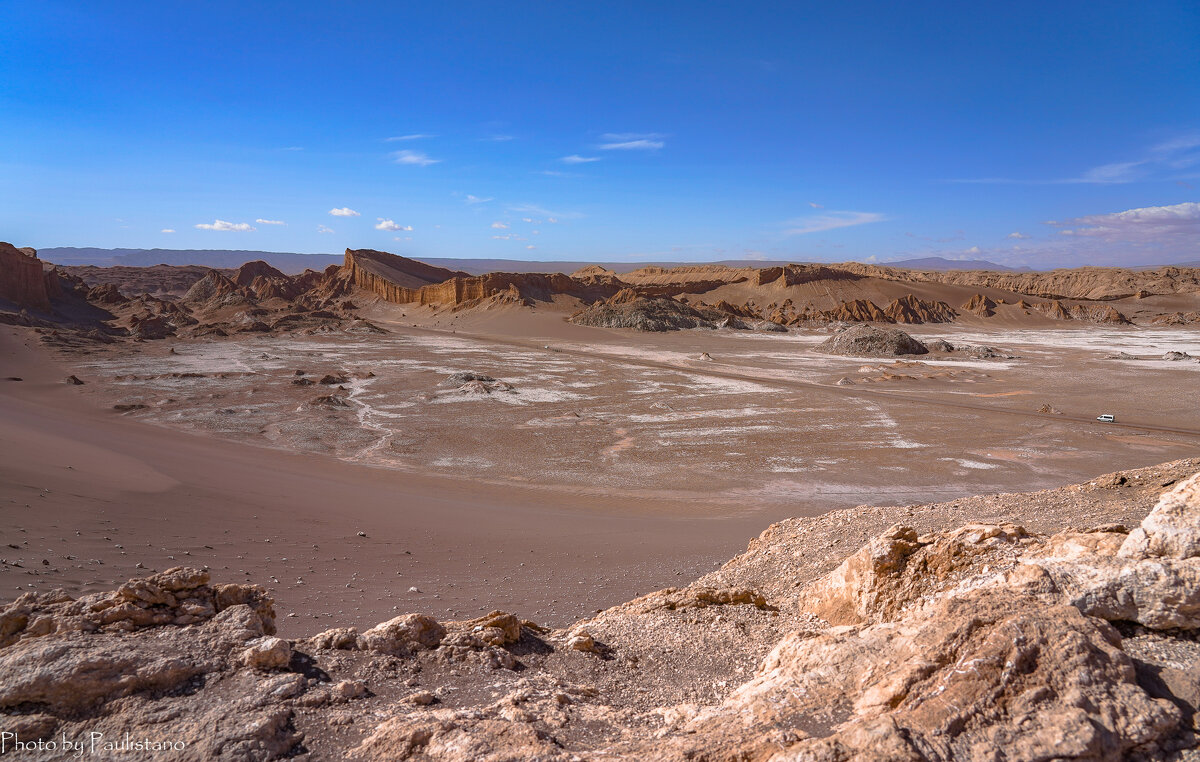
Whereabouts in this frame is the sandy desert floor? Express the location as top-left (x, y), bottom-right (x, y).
top-left (2, 310), bottom-right (1198, 635)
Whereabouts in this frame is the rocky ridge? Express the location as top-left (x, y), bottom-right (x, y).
top-left (2, 460), bottom-right (1198, 760)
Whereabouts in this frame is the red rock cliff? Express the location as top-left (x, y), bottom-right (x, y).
top-left (0, 242), bottom-right (52, 311)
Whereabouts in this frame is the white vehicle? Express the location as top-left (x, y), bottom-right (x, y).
top-left (1096, 414), bottom-right (1115, 423)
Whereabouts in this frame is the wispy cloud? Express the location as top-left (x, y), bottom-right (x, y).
top-left (491, 221), bottom-right (510, 229)
top-left (598, 132), bottom-right (665, 151)
top-left (375, 218), bottom-right (412, 231)
top-left (329, 207), bottom-right (360, 217)
top-left (195, 219), bottom-right (255, 231)
top-left (465, 194), bottom-right (493, 204)
top-left (385, 134), bottom-right (435, 142)
top-left (255, 218), bottom-right (285, 225)
top-left (782, 210), bottom-right (886, 235)
top-left (1007, 231), bottom-right (1030, 239)
top-left (317, 224), bottom-right (335, 234)
top-left (161, 228), bottom-right (175, 233)
top-left (392, 150), bottom-right (440, 166)
top-left (809, 202), bottom-right (824, 209)
top-left (561, 155), bottom-right (601, 164)
top-left (950, 132), bottom-right (1200, 185)
top-left (1049, 201), bottom-right (1200, 240)
top-left (508, 203), bottom-right (579, 220)
top-left (481, 134), bottom-right (514, 142)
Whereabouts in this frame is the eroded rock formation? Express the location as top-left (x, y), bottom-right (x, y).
top-left (815, 324), bottom-right (929, 356)
top-left (4, 465), bottom-right (1197, 759)
top-left (0, 242), bottom-right (52, 311)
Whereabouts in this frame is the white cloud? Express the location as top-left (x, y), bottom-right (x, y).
top-left (601, 132), bottom-right (665, 141)
top-left (964, 246), bottom-right (982, 254)
top-left (1007, 231), bottom-right (1030, 239)
top-left (598, 138), bottom-right (664, 150)
top-left (392, 150), bottom-right (440, 166)
top-left (521, 218), bottom-right (535, 223)
top-left (951, 133), bottom-right (1200, 185)
top-left (375, 218), bottom-right (412, 231)
top-left (491, 221), bottom-right (510, 229)
top-left (329, 207), bottom-right (360, 217)
top-left (465, 195), bottom-right (493, 204)
top-left (195, 219), bottom-right (255, 231)
top-left (547, 217), bottom-right (558, 224)
top-left (526, 245), bottom-right (535, 250)
top-left (1049, 201), bottom-right (1200, 240)
top-left (161, 228), bottom-right (175, 233)
top-left (256, 218), bottom-right (285, 225)
top-left (809, 202), bottom-right (824, 209)
top-left (1073, 161), bottom-right (1145, 184)
top-left (782, 210), bottom-right (886, 235)
top-left (385, 134), bottom-right (434, 141)
top-left (481, 134), bottom-right (514, 142)
top-left (317, 225), bottom-right (335, 234)
top-left (561, 155), bottom-right (600, 164)
top-left (508, 204), bottom-right (578, 220)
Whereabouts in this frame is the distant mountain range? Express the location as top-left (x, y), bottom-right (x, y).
top-left (37, 247), bottom-right (1053, 275)
top-left (46, 248), bottom-right (1200, 275)
top-left (38, 247), bottom-right (343, 273)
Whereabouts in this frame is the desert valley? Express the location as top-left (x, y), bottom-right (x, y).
top-left (1, 239), bottom-right (1199, 760)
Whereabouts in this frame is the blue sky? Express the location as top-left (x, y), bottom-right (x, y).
top-left (2, 1), bottom-right (1198, 267)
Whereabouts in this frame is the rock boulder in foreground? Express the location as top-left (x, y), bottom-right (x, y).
top-left (1, 467), bottom-right (1199, 760)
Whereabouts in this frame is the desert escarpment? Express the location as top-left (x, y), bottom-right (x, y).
top-left (0, 242), bottom-right (54, 311)
top-left (17, 245), bottom-right (1198, 334)
top-left (839, 261), bottom-right (1200, 301)
top-left (2, 461), bottom-right (1198, 760)
top-left (347, 248), bottom-right (623, 307)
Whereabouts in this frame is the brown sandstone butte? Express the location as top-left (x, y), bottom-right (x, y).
top-left (0, 242), bottom-right (51, 311)
top-left (347, 248), bottom-right (622, 307)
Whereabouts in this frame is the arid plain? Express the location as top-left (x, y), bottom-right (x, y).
top-left (3, 244), bottom-right (1198, 633)
top-left (3, 243), bottom-right (1200, 760)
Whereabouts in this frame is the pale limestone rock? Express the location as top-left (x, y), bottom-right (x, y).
top-left (682, 592), bottom-right (1179, 762)
top-left (241, 636), bottom-right (292, 670)
top-left (1120, 472), bottom-right (1200, 560)
top-left (360, 613), bottom-right (445, 656)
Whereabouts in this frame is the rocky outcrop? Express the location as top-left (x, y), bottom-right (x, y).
top-left (840, 261), bottom-right (1200, 300)
top-left (181, 269), bottom-right (245, 307)
top-left (233, 260), bottom-right (288, 287)
top-left (962, 292), bottom-right (998, 316)
top-left (0, 242), bottom-right (51, 311)
top-left (822, 298), bottom-right (893, 323)
top-left (1035, 299), bottom-right (1133, 324)
top-left (350, 250), bottom-right (622, 307)
top-left (1, 470), bottom-right (1199, 760)
top-left (1152, 312), bottom-right (1200, 325)
top-left (815, 324), bottom-right (929, 356)
top-left (570, 295), bottom-right (718, 331)
top-left (882, 293), bottom-right (958, 323)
